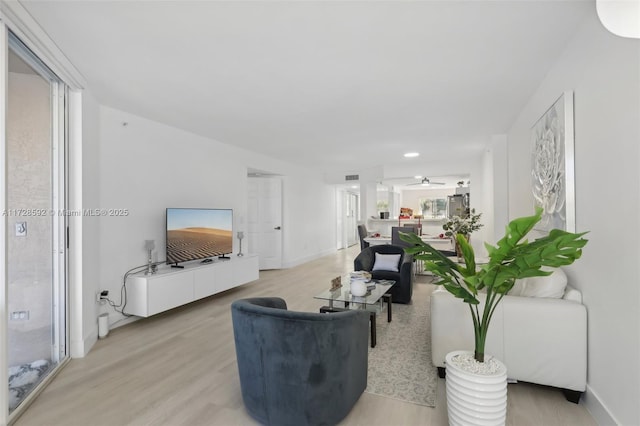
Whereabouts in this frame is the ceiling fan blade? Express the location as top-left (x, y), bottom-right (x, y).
top-left (388, 176), bottom-right (448, 186)
top-left (384, 176), bottom-right (418, 181)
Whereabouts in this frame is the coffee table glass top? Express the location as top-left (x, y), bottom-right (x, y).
top-left (314, 277), bottom-right (395, 307)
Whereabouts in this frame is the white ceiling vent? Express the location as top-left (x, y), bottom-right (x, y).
top-left (345, 174), bottom-right (359, 181)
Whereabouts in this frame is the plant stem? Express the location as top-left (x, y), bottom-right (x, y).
top-left (470, 304), bottom-right (484, 362)
top-left (476, 288), bottom-right (496, 363)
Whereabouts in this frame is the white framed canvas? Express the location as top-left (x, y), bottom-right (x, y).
top-left (531, 91), bottom-right (575, 232)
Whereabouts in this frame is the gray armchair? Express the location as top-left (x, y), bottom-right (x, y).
top-left (231, 297), bottom-right (369, 426)
top-left (354, 245), bottom-right (414, 304)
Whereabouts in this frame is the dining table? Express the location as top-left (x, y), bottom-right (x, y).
top-left (363, 235), bottom-right (452, 247)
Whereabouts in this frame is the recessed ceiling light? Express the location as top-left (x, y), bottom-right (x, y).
top-left (414, 175), bottom-right (423, 179)
top-left (404, 152), bottom-right (420, 158)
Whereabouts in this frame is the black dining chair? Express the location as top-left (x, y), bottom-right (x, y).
top-left (357, 224), bottom-right (370, 250)
top-left (391, 226), bottom-right (418, 248)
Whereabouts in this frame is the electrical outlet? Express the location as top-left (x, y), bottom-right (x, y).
top-left (96, 290), bottom-right (109, 303)
top-left (10, 311), bottom-right (29, 320)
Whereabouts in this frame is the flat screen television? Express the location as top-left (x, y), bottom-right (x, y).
top-left (166, 208), bottom-right (233, 265)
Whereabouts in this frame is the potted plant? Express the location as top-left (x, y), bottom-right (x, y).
top-left (400, 207), bottom-right (588, 425)
top-left (420, 199), bottom-right (431, 217)
top-left (377, 200), bottom-right (389, 213)
top-left (442, 209), bottom-right (483, 259)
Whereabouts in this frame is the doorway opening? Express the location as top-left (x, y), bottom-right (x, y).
top-left (6, 32), bottom-right (69, 417)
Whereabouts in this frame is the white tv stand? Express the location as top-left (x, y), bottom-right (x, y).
top-left (126, 254), bottom-right (259, 317)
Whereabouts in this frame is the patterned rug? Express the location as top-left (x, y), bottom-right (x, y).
top-left (365, 277), bottom-right (438, 407)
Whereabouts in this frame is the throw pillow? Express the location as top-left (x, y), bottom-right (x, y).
top-left (372, 253), bottom-right (401, 272)
top-left (509, 267), bottom-right (568, 299)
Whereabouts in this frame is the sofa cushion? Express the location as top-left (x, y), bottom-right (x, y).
top-left (509, 268), bottom-right (568, 299)
top-left (372, 253), bottom-right (401, 272)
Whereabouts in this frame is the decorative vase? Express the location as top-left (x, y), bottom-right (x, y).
top-left (455, 234), bottom-right (470, 262)
top-left (445, 350), bottom-right (507, 426)
top-left (350, 279), bottom-right (368, 297)
top-left (455, 241), bottom-right (463, 261)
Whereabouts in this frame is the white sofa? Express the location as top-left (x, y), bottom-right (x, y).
top-left (431, 269), bottom-right (587, 403)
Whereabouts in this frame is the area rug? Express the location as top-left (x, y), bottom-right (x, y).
top-left (365, 277), bottom-right (438, 407)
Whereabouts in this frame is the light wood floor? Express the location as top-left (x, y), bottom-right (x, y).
top-left (13, 245), bottom-right (596, 426)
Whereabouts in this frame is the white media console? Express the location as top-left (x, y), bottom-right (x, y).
top-left (126, 254), bottom-right (259, 317)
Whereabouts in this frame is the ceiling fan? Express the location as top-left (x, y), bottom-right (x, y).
top-left (407, 177), bottom-right (445, 186)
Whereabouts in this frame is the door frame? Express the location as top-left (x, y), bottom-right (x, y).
top-left (336, 186), bottom-right (360, 250)
top-left (5, 30), bottom-right (70, 420)
top-left (247, 176), bottom-right (283, 270)
top-left (0, 3), bottom-right (86, 422)
top-left (0, 23), bottom-right (9, 426)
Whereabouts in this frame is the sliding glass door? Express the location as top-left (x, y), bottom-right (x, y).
top-left (6, 32), bottom-right (68, 417)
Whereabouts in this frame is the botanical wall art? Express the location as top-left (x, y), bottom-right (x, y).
top-left (531, 91), bottom-right (575, 232)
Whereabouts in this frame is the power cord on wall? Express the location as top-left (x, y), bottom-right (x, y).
top-left (102, 261), bottom-right (167, 317)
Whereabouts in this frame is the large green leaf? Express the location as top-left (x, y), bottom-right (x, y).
top-left (399, 207), bottom-right (589, 363)
top-left (399, 231), bottom-right (478, 304)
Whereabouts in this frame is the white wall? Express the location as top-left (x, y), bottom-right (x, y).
top-left (506, 10), bottom-right (640, 425)
top-left (75, 89), bottom-right (101, 356)
top-left (482, 135), bottom-right (509, 245)
top-left (98, 106), bottom-right (247, 328)
top-left (89, 106), bottom-right (336, 343)
top-left (281, 175), bottom-right (336, 267)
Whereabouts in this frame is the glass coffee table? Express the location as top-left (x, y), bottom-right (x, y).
top-left (314, 278), bottom-right (395, 348)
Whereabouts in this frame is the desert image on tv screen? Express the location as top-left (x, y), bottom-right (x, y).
top-left (166, 209), bottom-right (232, 264)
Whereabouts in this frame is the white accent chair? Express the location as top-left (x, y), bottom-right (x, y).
top-left (430, 268), bottom-right (587, 403)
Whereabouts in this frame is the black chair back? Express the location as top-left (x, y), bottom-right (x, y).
top-left (353, 245), bottom-right (414, 304)
top-left (391, 226), bottom-right (417, 248)
top-left (357, 224), bottom-right (370, 250)
top-left (231, 297), bottom-right (368, 425)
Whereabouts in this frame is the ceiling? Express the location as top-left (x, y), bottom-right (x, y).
top-left (21, 0), bottom-right (592, 186)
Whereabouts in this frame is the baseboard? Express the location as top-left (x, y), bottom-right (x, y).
top-left (282, 248), bottom-right (336, 269)
top-left (583, 384), bottom-right (618, 425)
top-left (109, 315), bottom-right (139, 330)
top-left (70, 330), bottom-right (97, 358)
top-left (71, 315), bottom-right (140, 358)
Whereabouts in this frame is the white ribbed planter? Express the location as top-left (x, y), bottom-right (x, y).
top-left (445, 350), bottom-right (508, 426)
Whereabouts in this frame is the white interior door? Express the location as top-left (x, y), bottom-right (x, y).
top-left (346, 192), bottom-right (358, 247)
top-left (336, 189), bottom-right (346, 249)
top-left (247, 177), bottom-right (282, 270)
